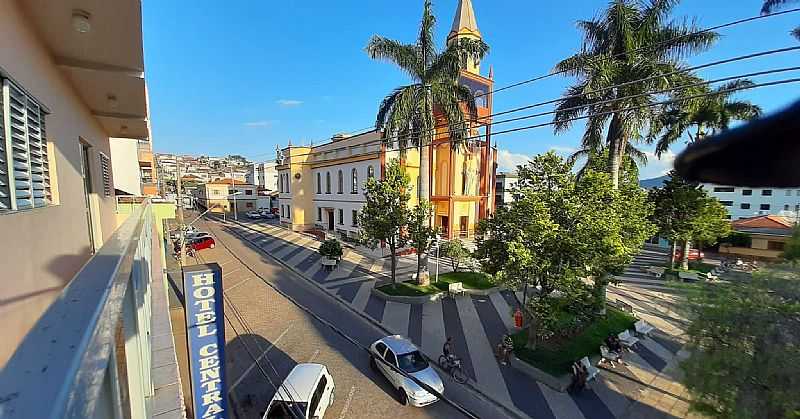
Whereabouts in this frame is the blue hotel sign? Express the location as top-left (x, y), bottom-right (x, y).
top-left (183, 263), bottom-right (229, 419)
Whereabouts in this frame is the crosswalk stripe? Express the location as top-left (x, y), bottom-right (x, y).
top-left (538, 383), bottom-right (587, 419)
top-left (382, 301), bottom-right (411, 337)
top-left (350, 281), bottom-right (374, 312)
top-left (420, 300), bottom-right (446, 361)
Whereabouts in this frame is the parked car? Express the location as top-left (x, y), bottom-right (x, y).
top-left (369, 335), bottom-right (443, 407)
top-left (169, 225), bottom-right (197, 241)
top-left (263, 363), bottom-right (334, 419)
top-left (674, 248), bottom-right (704, 261)
top-left (246, 210), bottom-right (263, 219)
top-left (187, 236), bottom-right (215, 251)
top-left (260, 209), bottom-right (277, 219)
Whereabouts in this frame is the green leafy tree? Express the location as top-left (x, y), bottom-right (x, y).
top-left (359, 160), bottom-right (411, 286)
top-left (762, 0), bottom-right (800, 40)
top-left (407, 200), bottom-right (439, 285)
top-left (439, 238), bottom-right (470, 273)
top-left (476, 152), bottom-right (654, 347)
top-left (553, 0), bottom-right (717, 189)
top-left (681, 270), bottom-right (800, 418)
top-left (783, 226), bottom-right (800, 264)
top-left (649, 172), bottom-right (731, 269)
top-left (318, 239), bottom-right (343, 260)
top-left (366, 0), bottom-right (488, 279)
top-left (649, 79), bottom-right (762, 157)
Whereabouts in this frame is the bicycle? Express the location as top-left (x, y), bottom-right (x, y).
top-left (438, 354), bottom-right (468, 384)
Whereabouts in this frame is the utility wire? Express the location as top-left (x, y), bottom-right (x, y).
top-left (247, 45), bottom-right (800, 162)
top-left (268, 75), bottom-right (800, 164)
top-left (246, 10), bottom-right (800, 160)
top-left (474, 8), bottom-right (800, 100)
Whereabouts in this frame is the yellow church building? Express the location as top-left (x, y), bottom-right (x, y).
top-left (277, 0), bottom-right (496, 241)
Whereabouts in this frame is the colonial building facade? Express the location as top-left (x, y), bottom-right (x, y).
top-left (277, 0), bottom-right (496, 240)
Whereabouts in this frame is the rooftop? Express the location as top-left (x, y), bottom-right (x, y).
top-left (732, 214), bottom-right (794, 229)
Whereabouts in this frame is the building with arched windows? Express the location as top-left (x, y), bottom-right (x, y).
top-left (277, 0), bottom-right (496, 241)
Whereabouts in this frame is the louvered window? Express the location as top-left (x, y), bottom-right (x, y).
top-left (1, 79), bottom-right (51, 210)
top-left (100, 153), bottom-right (112, 197)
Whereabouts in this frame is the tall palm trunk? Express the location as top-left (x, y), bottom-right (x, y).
top-left (416, 142), bottom-right (431, 285)
top-left (606, 114), bottom-right (624, 190)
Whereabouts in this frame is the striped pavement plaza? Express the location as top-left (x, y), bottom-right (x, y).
top-left (223, 220), bottom-right (695, 419)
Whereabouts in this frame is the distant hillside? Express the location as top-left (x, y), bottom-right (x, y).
top-left (639, 175), bottom-right (669, 189)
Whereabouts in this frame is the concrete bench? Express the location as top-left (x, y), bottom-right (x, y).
top-left (321, 258), bottom-right (338, 271)
top-left (678, 271), bottom-right (700, 282)
top-left (448, 282), bottom-right (465, 298)
top-left (645, 266), bottom-right (666, 277)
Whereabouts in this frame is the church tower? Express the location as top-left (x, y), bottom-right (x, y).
top-left (447, 0), bottom-right (483, 75)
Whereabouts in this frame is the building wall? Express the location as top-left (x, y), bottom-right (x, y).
top-left (309, 158), bottom-right (379, 237)
top-left (0, 1), bottom-right (118, 365)
top-left (704, 184), bottom-right (800, 220)
top-left (110, 138), bottom-right (142, 195)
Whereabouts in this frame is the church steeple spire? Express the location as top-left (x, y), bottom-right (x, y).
top-left (447, 0), bottom-right (483, 75)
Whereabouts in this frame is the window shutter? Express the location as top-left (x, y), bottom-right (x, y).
top-left (0, 85), bottom-right (9, 210)
top-left (100, 153), bottom-right (111, 197)
top-left (26, 97), bottom-right (47, 207)
top-left (6, 82), bottom-right (33, 209)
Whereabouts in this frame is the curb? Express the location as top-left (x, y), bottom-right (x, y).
top-left (216, 216), bottom-right (532, 419)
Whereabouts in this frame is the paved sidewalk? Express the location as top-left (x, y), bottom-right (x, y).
top-left (220, 218), bottom-right (701, 419)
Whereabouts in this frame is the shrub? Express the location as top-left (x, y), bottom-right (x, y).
top-left (319, 239), bottom-right (343, 260)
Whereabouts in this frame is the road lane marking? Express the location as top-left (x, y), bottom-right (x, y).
top-left (228, 324), bottom-right (293, 392)
top-left (337, 386), bottom-right (356, 419)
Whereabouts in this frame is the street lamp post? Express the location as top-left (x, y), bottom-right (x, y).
top-left (230, 168), bottom-right (238, 221)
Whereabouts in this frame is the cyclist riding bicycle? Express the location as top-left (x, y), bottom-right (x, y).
top-left (442, 337), bottom-right (455, 365)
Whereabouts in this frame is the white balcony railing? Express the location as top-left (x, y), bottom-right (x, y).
top-left (0, 202), bottom-right (184, 419)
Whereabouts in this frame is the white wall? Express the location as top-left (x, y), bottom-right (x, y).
top-left (109, 138), bottom-right (141, 195)
top-left (311, 159), bottom-right (379, 236)
top-left (704, 184), bottom-right (800, 220)
top-left (0, 1), bottom-right (118, 365)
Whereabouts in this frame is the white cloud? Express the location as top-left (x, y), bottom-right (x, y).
top-left (549, 145), bottom-right (577, 156)
top-left (639, 150), bottom-right (675, 179)
top-left (243, 120), bottom-right (276, 127)
top-left (496, 149), bottom-right (533, 172)
top-left (276, 99), bottom-right (303, 107)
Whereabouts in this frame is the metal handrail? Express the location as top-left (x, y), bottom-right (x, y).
top-left (0, 202), bottom-right (151, 418)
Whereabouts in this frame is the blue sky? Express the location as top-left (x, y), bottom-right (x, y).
top-left (143, 0), bottom-right (799, 179)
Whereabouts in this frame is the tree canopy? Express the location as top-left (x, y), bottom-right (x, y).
top-left (783, 226), bottom-right (800, 264)
top-left (649, 172), bottom-right (730, 267)
top-left (682, 269), bottom-right (800, 418)
top-left (358, 159), bottom-right (411, 285)
top-left (475, 152), bottom-right (654, 346)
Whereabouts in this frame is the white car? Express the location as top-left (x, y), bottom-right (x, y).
top-left (263, 363), bottom-right (334, 419)
top-left (369, 335), bottom-right (444, 407)
top-left (246, 210), bottom-right (263, 219)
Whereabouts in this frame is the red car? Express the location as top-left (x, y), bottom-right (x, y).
top-left (674, 248), bottom-right (704, 261)
top-left (188, 236), bottom-right (216, 251)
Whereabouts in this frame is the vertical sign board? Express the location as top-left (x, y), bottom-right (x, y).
top-left (183, 263), bottom-right (229, 419)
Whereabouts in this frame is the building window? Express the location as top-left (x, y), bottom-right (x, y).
top-left (786, 190), bottom-right (793, 197)
top-left (245, 190), bottom-right (253, 196)
top-left (337, 170), bottom-right (343, 194)
top-left (760, 204), bottom-right (771, 210)
top-left (352, 210), bottom-right (358, 226)
top-left (318, 208), bottom-right (322, 221)
top-left (741, 203), bottom-right (751, 209)
top-left (719, 201), bottom-right (733, 207)
top-left (768, 241), bottom-right (786, 251)
top-left (714, 187), bottom-right (735, 193)
top-left (461, 161), bottom-right (468, 195)
top-left (742, 189), bottom-right (752, 196)
top-left (367, 165), bottom-right (375, 179)
top-left (351, 168), bottom-right (358, 193)
top-left (724, 214), bottom-right (732, 220)
top-left (286, 175), bottom-right (290, 193)
top-left (246, 202), bottom-right (253, 208)
top-left (99, 153), bottom-right (112, 197)
top-left (326, 172), bottom-right (331, 194)
top-left (0, 79), bottom-right (52, 210)
top-left (287, 205), bottom-right (291, 219)
top-left (338, 209), bottom-right (344, 225)
top-left (317, 173), bottom-right (321, 194)
top-left (762, 189), bottom-right (773, 196)
top-left (784, 205), bottom-right (790, 211)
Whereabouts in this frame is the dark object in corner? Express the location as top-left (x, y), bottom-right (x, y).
top-left (674, 100), bottom-right (800, 187)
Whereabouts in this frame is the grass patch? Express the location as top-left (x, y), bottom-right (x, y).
top-left (377, 271), bottom-right (496, 296)
top-left (688, 261), bottom-right (715, 273)
top-left (511, 308), bottom-right (637, 376)
top-left (437, 271), bottom-right (495, 290)
top-left (376, 282), bottom-right (441, 296)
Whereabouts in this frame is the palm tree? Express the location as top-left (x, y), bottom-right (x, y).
top-left (762, 0), bottom-right (800, 40)
top-left (568, 143), bottom-right (648, 181)
top-left (553, 0), bottom-right (718, 189)
top-left (649, 79), bottom-right (762, 157)
top-left (366, 0), bottom-right (488, 283)
top-left (367, 0), bottom-right (488, 201)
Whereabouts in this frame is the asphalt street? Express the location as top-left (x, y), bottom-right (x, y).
top-left (177, 213), bottom-right (517, 419)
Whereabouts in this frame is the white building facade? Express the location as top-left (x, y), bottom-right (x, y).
top-left (703, 184), bottom-right (800, 220)
top-left (247, 162), bottom-right (279, 191)
top-left (495, 172), bottom-right (518, 209)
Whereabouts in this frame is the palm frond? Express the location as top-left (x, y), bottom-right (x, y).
top-left (762, 0), bottom-right (797, 14)
top-left (366, 36), bottom-right (422, 79)
top-left (649, 19), bottom-right (718, 61)
top-left (417, 0), bottom-right (437, 68)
